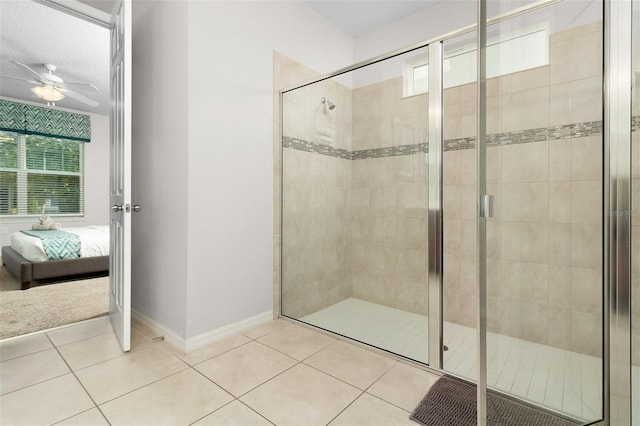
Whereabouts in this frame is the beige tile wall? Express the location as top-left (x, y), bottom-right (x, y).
top-left (349, 154), bottom-right (429, 314)
top-left (276, 52), bottom-right (353, 318)
top-left (352, 78), bottom-right (428, 150)
top-left (276, 21), bottom-right (606, 357)
top-left (349, 21), bottom-right (604, 356)
top-left (442, 22), bottom-right (603, 356)
top-left (349, 85), bottom-right (429, 314)
top-left (282, 149), bottom-right (352, 318)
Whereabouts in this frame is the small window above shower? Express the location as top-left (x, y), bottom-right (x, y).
top-left (402, 23), bottom-right (549, 97)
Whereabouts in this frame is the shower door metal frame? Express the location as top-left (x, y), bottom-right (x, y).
top-left (476, 1), bottom-right (488, 424)
top-left (605, 0), bottom-right (633, 424)
top-left (278, 1), bottom-right (614, 424)
top-left (427, 41), bottom-right (444, 370)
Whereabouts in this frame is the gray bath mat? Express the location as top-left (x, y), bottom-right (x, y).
top-left (410, 376), bottom-right (578, 426)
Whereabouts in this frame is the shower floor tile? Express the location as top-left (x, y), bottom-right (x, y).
top-left (300, 297), bottom-right (609, 422)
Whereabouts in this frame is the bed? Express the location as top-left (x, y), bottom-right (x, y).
top-left (1, 226), bottom-right (109, 290)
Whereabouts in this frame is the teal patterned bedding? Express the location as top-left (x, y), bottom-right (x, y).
top-left (20, 230), bottom-right (81, 260)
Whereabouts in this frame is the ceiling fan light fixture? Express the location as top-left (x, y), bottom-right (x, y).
top-left (31, 85), bottom-right (65, 102)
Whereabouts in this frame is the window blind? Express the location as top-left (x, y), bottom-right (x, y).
top-left (0, 131), bottom-right (83, 216)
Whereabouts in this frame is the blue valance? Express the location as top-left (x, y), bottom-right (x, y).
top-left (0, 99), bottom-right (91, 142)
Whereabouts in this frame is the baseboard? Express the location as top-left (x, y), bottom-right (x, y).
top-left (131, 309), bottom-right (273, 354)
top-left (185, 310), bottom-right (273, 352)
top-left (131, 309), bottom-right (187, 352)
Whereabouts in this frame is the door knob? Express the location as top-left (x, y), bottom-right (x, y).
top-left (112, 204), bottom-right (123, 212)
top-left (132, 204), bottom-right (141, 212)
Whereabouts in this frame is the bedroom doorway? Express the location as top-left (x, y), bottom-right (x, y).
top-left (0, 0), bottom-right (132, 350)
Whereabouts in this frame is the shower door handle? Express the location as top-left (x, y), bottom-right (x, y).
top-left (480, 195), bottom-right (494, 218)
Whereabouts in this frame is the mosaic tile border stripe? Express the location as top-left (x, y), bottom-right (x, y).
top-left (351, 143), bottom-right (429, 159)
top-left (284, 119), bottom-right (605, 160)
top-left (283, 137), bottom-right (351, 159)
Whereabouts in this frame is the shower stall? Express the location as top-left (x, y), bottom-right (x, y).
top-left (278, 0), bottom-right (636, 424)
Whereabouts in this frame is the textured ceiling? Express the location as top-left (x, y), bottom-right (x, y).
top-left (0, 1), bottom-right (109, 115)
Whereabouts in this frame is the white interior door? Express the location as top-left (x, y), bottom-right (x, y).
top-left (109, 0), bottom-right (131, 352)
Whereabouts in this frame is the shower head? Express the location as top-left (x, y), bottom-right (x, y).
top-left (321, 97), bottom-right (336, 110)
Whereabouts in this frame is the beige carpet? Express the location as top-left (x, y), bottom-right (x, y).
top-left (0, 266), bottom-right (109, 340)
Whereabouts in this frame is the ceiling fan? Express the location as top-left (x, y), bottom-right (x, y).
top-left (0, 61), bottom-right (99, 107)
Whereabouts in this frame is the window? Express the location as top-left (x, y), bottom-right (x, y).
top-left (0, 131), bottom-right (83, 217)
top-left (404, 58), bottom-right (429, 96)
top-left (404, 25), bottom-right (549, 96)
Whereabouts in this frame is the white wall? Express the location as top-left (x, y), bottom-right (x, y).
top-left (0, 97), bottom-right (109, 248)
top-left (185, 0), bottom-right (353, 338)
top-left (352, 0), bottom-right (602, 88)
top-left (131, 0), bottom-right (190, 338)
top-left (130, 0), bottom-right (352, 341)
top-left (129, 0), bottom-right (605, 344)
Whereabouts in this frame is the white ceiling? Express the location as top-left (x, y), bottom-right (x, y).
top-left (0, 0), bottom-right (438, 116)
top-left (0, 0), bottom-right (110, 115)
top-left (303, 0), bottom-right (443, 36)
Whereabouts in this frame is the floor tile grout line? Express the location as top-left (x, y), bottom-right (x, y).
top-left (185, 397), bottom-right (277, 426)
top-left (234, 360), bottom-right (302, 399)
top-left (252, 333), bottom-right (335, 363)
top-left (187, 338), bottom-right (255, 368)
top-left (193, 322), bottom-right (415, 404)
top-left (46, 319), bottom-right (114, 348)
top-left (300, 355), bottom-right (398, 394)
top-left (241, 322), bottom-right (293, 341)
top-left (360, 363), bottom-right (433, 414)
top-left (188, 362), bottom-right (241, 399)
top-left (0, 314), bottom-right (110, 346)
top-left (116, 325), bottom-right (321, 421)
top-left (249, 321), bottom-right (442, 406)
top-left (0, 342), bottom-right (53, 363)
top-left (187, 349), bottom-right (303, 423)
top-left (185, 395), bottom-right (237, 426)
top-left (325, 389), bottom-right (367, 425)
top-left (323, 360), bottom-right (415, 425)
top-left (169, 321), bottom-right (292, 368)
top-left (44, 332), bottom-right (113, 426)
top-left (186, 327), bottom-right (382, 403)
top-left (55, 341), bottom-right (193, 410)
top-left (363, 391), bottom-right (415, 415)
top-left (50, 407), bottom-right (107, 426)
top-left (57, 346), bottom-right (128, 373)
top-left (69, 340), bottom-right (169, 374)
top-left (1, 319), bottom-right (112, 363)
top-left (234, 398), bottom-right (277, 425)
top-left (93, 361), bottom-right (192, 406)
top-left (0, 369), bottom-right (69, 398)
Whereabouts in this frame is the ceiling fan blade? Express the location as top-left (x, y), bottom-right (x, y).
top-left (63, 81), bottom-right (99, 92)
top-left (11, 61), bottom-right (46, 83)
top-left (57, 87), bottom-right (99, 107)
top-left (0, 75), bottom-right (38, 84)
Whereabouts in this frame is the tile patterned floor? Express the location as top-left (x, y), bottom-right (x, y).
top-left (300, 297), bottom-right (629, 423)
top-left (0, 316), bottom-right (438, 426)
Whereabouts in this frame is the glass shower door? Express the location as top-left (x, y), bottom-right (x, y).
top-left (280, 46), bottom-right (432, 365)
top-left (439, 30), bottom-right (480, 380)
top-left (482, 1), bottom-right (604, 423)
